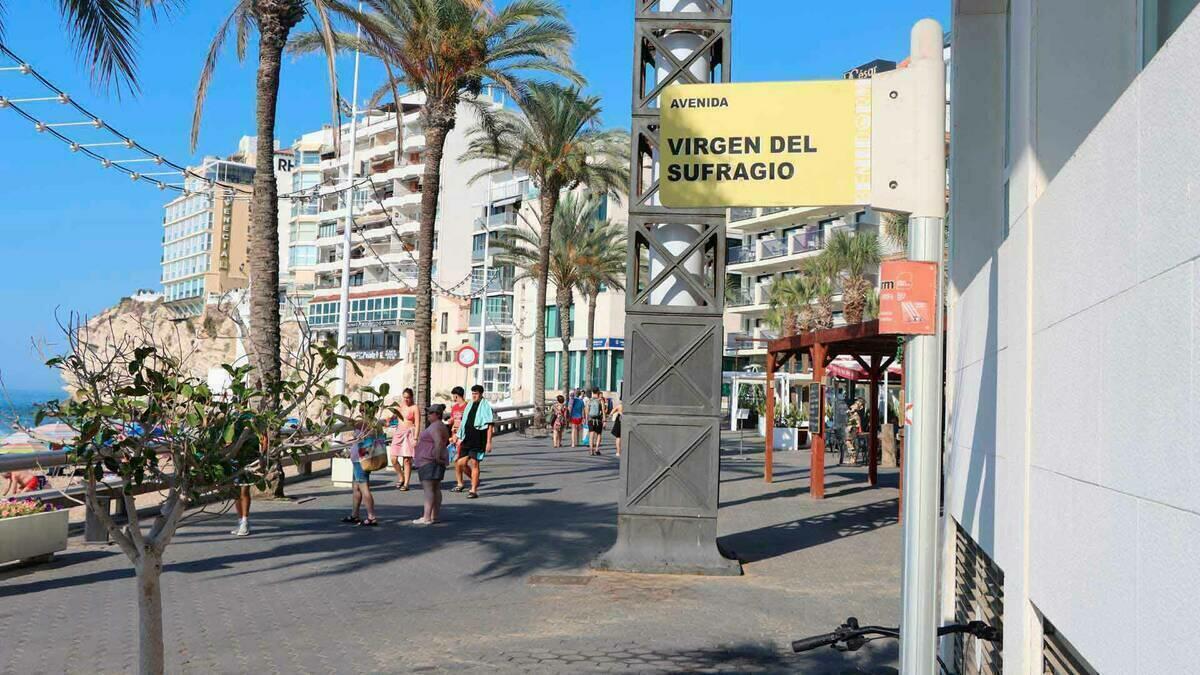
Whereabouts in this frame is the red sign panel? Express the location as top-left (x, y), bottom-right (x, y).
top-left (878, 260), bottom-right (937, 335)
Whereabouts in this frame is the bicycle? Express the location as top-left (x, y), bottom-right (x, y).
top-left (791, 617), bottom-right (1001, 675)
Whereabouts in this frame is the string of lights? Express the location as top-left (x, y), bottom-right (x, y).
top-left (0, 43), bottom-right (377, 204)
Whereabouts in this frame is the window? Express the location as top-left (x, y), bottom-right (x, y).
top-left (300, 150), bottom-right (320, 165)
top-left (318, 222), bottom-right (339, 239)
top-left (610, 351), bottom-right (625, 395)
top-left (544, 352), bottom-right (561, 389)
top-left (1144, 0), bottom-right (1199, 63)
top-left (288, 246), bottom-right (318, 267)
top-left (544, 305), bottom-right (575, 338)
top-left (440, 312), bottom-right (448, 334)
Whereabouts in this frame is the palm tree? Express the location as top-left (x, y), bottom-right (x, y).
top-left (824, 230), bottom-right (883, 325)
top-left (190, 1), bottom-right (356, 500)
top-left (578, 218), bottom-right (626, 391)
top-left (807, 255), bottom-right (839, 330)
top-left (0, 1), bottom-right (178, 95)
top-left (291, 0), bottom-right (578, 411)
top-left (882, 212), bottom-right (909, 250)
top-left (764, 275), bottom-right (811, 337)
top-left (462, 82), bottom-right (628, 424)
top-left (492, 194), bottom-right (600, 399)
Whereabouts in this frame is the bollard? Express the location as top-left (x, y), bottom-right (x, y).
top-left (83, 496), bottom-right (111, 544)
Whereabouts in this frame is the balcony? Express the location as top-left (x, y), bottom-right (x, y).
top-left (728, 286), bottom-right (754, 307)
top-left (760, 238), bottom-right (787, 260)
top-left (727, 246), bottom-right (756, 265)
top-left (470, 310), bottom-right (514, 327)
top-left (487, 210), bottom-right (519, 228)
top-left (471, 274), bottom-right (516, 293)
top-left (790, 229), bottom-right (823, 254)
top-left (729, 207), bottom-right (757, 222)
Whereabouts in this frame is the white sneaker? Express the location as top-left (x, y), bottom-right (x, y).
top-left (231, 520), bottom-right (250, 536)
top-left (411, 518), bottom-right (429, 526)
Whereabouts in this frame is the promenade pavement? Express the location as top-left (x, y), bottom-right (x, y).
top-left (0, 431), bottom-right (903, 674)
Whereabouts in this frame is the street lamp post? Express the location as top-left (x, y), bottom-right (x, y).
top-left (334, 3), bottom-right (364, 399)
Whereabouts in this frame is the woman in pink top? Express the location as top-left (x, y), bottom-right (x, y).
top-left (412, 404), bottom-right (450, 525)
top-left (389, 388), bottom-right (419, 490)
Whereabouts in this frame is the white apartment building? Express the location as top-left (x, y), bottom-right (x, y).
top-left (475, 174), bottom-right (629, 402)
top-left (722, 206), bottom-right (898, 366)
top-left (288, 92), bottom-right (504, 396)
top-left (945, 1), bottom-right (1199, 672)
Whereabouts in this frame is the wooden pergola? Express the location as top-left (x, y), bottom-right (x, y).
top-left (765, 320), bottom-right (900, 498)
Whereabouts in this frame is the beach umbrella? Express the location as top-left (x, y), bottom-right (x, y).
top-left (1, 432), bottom-right (48, 454)
top-left (31, 423), bottom-right (76, 445)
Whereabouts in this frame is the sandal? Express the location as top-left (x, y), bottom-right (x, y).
top-left (341, 515), bottom-right (361, 524)
top-left (466, 491), bottom-right (479, 499)
top-left (451, 485), bottom-right (465, 493)
top-left (399, 484), bottom-right (410, 492)
top-left (358, 518), bottom-right (379, 527)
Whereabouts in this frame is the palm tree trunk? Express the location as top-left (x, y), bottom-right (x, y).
top-left (414, 112), bottom-right (453, 411)
top-left (585, 289), bottom-right (598, 389)
top-left (532, 189), bottom-right (561, 428)
top-left (558, 285), bottom-right (572, 400)
top-left (250, 1), bottom-right (302, 498)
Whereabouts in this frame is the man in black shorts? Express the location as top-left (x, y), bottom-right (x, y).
top-left (452, 385), bottom-right (493, 499)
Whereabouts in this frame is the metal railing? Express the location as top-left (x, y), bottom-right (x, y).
top-left (791, 230), bottom-right (824, 254)
top-left (1, 403), bottom-right (537, 539)
top-left (760, 238), bottom-right (787, 260)
top-left (727, 246), bottom-right (756, 264)
top-left (729, 207), bottom-right (757, 222)
top-left (761, 206), bottom-right (791, 216)
top-left (727, 286), bottom-right (755, 307)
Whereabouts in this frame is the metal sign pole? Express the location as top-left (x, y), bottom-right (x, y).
top-left (898, 19), bottom-right (946, 675)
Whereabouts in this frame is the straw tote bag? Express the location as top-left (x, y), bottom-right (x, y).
top-left (358, 435), bottom-right (389, 472)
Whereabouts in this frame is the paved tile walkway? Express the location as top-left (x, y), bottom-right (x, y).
top-left (0, 432), bottom-right (903, 674)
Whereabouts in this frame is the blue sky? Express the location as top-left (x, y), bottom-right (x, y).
top-left (0, 0), bottom-right (948, 391)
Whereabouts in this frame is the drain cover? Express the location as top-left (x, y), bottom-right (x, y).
top-left (527, 575), bottom-right (593, 586)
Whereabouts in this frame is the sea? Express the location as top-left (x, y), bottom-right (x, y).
top-left (2, 388), bottom-right (65, 442)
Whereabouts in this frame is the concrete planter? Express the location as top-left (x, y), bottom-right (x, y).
top-left (756, 419), bottom-right (811, 450)
top-left (0, 509), bottom-right (69, 565)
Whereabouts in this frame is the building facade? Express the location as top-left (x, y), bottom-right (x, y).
top-left (721, 206), bottom-right (900, 367)
top-left (482, 177), bottom-right (629, 402)
top-left (160, 147), bottom-right (256, 316)
top-left (945, 1), bottom-right (1199, 672)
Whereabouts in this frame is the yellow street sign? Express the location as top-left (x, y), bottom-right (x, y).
top-left (660, 81), bottom-right (872, 208)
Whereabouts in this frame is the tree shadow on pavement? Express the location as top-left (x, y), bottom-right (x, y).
top-left (719, 499), bottom-right (899, 564)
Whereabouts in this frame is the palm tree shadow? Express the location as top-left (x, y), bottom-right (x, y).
top-left (719, 499), bottom-right (899, 564)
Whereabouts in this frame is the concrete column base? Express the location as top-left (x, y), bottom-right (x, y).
top-left (592, 514), bottom-right (742, 576)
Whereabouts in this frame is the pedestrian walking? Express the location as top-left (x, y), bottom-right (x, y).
top-left (413, 404), bottom-right (450, 525)
top-left (587, 387), bottom-right (605, 455)
top-left (611, 399), bottom-right (623, 457)
top-left (551, 394), bottom-right (567, 448)
top-left (343, 433), bottom-right (380, 527)
top-left (389, 388), bottom-right (419, 490)
top-left (452, 384), bottom-right (494, 499)
top-left (448, 386), bottom-right (467, 464)
top-left (569, 389), bottom-right (585, 447)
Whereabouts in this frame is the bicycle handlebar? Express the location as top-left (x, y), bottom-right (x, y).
top-left (790, 632), bottom-right (841, 653)
top-left (792, 618), bottom-right (999, 654)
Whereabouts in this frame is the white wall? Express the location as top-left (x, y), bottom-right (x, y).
top-left (946, 1), bottom-right (1200, 672)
